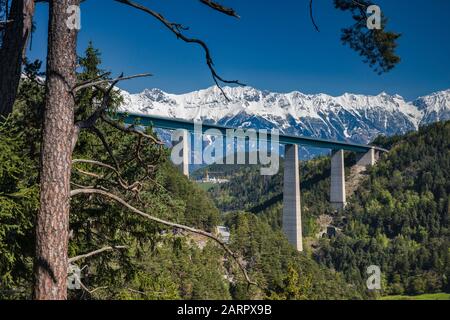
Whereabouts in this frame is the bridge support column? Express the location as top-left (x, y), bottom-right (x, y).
top-left (181, 130), bottom-right (189, 177)
top-left (172, 129), bottom-right (190, 177)
top-left (356, 148), bottom-right (378, 167)
top-left (330, 149), bottom-right (346, 210)
top-left (282, 144), bottom-right (303, 252)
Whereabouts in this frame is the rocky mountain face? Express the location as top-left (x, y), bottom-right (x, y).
top-left (119, 86), bottom-right (450, 146)
top-left (413, 90), bottom-right (450, 125)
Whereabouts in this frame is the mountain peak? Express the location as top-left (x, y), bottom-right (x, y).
top-left (120, 85), bottom-right (450, 145)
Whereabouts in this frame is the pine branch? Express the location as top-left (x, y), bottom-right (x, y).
top-left (70, 188), bottom-right (257, 286)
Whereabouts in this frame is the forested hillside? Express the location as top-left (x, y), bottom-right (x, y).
top-left (205, 121), bottom-right (450, 297)
top-left (0, 57), bottom-right (225, 299)
top-left (317, 122), bottom-right (450, 295)
top-left (2, 43), bottom-right (447, 301)
top-left (0, 46), bottom-right (362, 300)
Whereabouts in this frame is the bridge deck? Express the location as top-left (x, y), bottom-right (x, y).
top-left (118, 112), bottom-right (387, 153)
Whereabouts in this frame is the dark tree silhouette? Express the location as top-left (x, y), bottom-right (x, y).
top-left (333, 0), bottom-right (401, 74)
top-left (0, 0), bottom-right (35, 117)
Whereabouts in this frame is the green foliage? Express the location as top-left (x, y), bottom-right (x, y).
top-left (269, 265), bottom-right (312, 300)
top-left (0, 44), bottom-right (229, 300)
top-left (0, 118), bottom-right (38, 298)
top-left (70, 45), bottom-right (228, 299)
top-left (208, 121), bottom-right (450, 298)
top-left (207, 155), bottom-right (334, 237)
top-left (0, 58), bottom-right (45, 298)
top-left (334, 0), bottom-right (401, 74)
top-left (380, 292), bottom-right (450, 300)
top-left (0, 38), bottom-right (418, 300)
top-left (316, 121), bottom-right (450, 296)
top-left (224, 212), bottom-right (362, 299)
top-left (162, 163), bottom-right (219, 230)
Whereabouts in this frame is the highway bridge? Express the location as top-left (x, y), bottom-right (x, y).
top-left (119, 112), bottom-right (387, 252)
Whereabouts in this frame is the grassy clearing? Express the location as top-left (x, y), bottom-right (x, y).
top-left (196, 182), bottom-right (216, 192)
top-left (380, 293), bottom-right (450, 300)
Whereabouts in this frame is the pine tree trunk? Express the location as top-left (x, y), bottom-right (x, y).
top-left (34, 0), bottom-right (78, 300)
top-left (0, 0), bottom-right (35, 118)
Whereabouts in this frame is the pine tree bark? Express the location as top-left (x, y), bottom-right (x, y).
top-left (34, 0), bottom-right (79, 300)
top-left (0, 0), bottom-right (35, 118)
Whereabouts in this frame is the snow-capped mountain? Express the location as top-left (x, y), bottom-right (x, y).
top-left (413, 89), bottom-right (450, 125)
top-left (119, 86), bottom-right (450, 145)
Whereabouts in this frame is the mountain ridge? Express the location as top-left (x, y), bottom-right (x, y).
top-left (119, 86), bottom-right (450, 145)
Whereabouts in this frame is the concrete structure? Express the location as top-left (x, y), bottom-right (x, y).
top-left (216, 226), bottom-right (231, 244)
top-left (172, 129), bottom-right (190, 177)
top-left (330, 149), bottom-right (346, 210)
top-left (356, 149), bottom-right (378, 166)
top-left (182, 130), bottom-right (189, 177)
top-left (200, 170), bottom-right (229, 184)
top-left (120, 113), bottom-right (386, 153)
top-left (119, 112), bottom-right (387, 253)
top-left (282, 144), bottom-right (303, 252)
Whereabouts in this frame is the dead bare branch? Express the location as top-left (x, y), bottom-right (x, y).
top-left (114, 0), bottom-right (244, 100)
top-left (71, 271), bottom-right (108, 295)
top-left (69, 245), bottom-right (128, 264)
top-left (199, 0), bottom-right (240, 18)
top-left (75, 74), bottom-right (122, 131)
top-left (101, 114), bottom-right (164, 145)
top-left (74, 72), bottom-right (152, 148)
top-left (309, 0), bottom-right (320, 32)
top-left (72, 159), bottom-right (143, 193)
top-left (73, 73), bottom-right (151, 93)
top-left (75, 168), bottom-right (103, 179)
top-left (70, 188), bottom-right (257, 286)
top-left (127, 288), bottom-right (146, 295)
top-left (90, 126), bottom-right (121, 171)
top-left (73, 159), bottom-right (117, 174)
top-left (73, 71), bottom-right (112, 91)
top-left (70, 182), bottom-right (96, 189)
top-left (87, 286), bottom-right (109, 294)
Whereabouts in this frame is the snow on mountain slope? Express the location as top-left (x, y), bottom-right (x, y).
top-left (413, 89), bottom-right (450, 125)
top-left (119, 86), bottom-right (450, 145)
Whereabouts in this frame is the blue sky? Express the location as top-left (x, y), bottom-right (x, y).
top-left (28, 0), bottom-right (450, 100)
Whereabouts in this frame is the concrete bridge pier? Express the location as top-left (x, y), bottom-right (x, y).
top-left (330, 149), bottom-right (346, 210)
top-left (181, 129), bottom-right (189, 177)
top-left (282, 144), bottom-right (303, 252)
top-left (172, 129), bottom-right (190, 177)
top-left (356, 148), bottom-right (379, 167)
